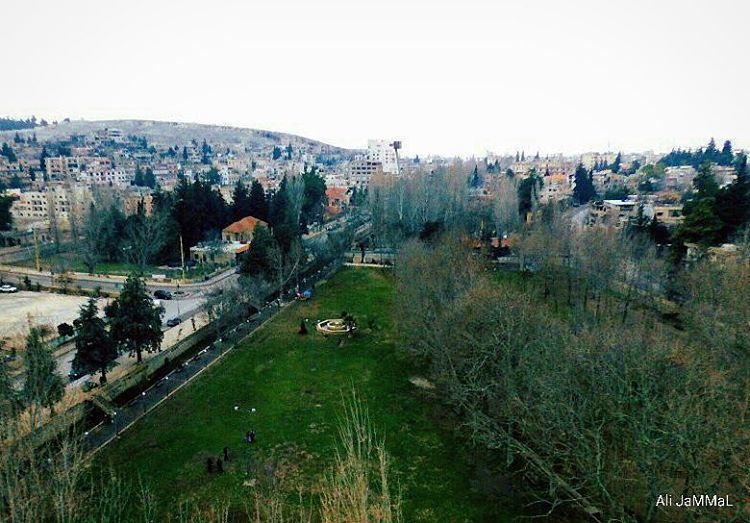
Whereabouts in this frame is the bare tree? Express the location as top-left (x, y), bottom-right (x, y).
top-left (123, 213), bottom-right (168, 273)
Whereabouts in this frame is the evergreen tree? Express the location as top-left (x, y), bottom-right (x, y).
top-left (72, 298), bottom-right (117, 383)
top-left (248, 179), bottom-right (269, 222)
top-left (268, 176), bottom-right (297, 251)
top-left (106, 274), bottom-right (164, 363)
top-left (715, 152), bottom-right (750, 239)
top-left (572, 163), bottom-right (597, 204)
top-left (518, 170), bottom-right (542, 215)
top-left (230, 179), bottom-right (252, 222)
top-left (720, 140), bottom-right (734, 166)
top-left (22, 328), bottom-right (65, 416)
top-left (470, 165), bottom-right (482, 188)
top-left (144, 167), bottom-right (156, 188)
top-left (272, 146), bottom-right (282, 160)
top-left (133, 165), bottom-right (145, 186)
top-left (693, 161), bottom-right (719, 198)
top-left (182, 146), bottom-right (188, 161)
top-left (1, 143), bottom-right (17, 163)
top-left (39, 146), bottom-right (48, 173)
top-left (285, 143), bottom-right (293, 160)
top-left (301, 165), bottom-right (327, 228)
top-left (611, 152), bottom-right (622, 173)
top-left (240, 224), bottom-right (274, 276)
top-left (0, 196), bottom-right (14, 231)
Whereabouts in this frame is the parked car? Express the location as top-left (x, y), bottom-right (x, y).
top-left (166, 317), bottom-right (181, 328)
top-left (68, 370), bottom-right (85, 381)
top-left (0, 284), bottom-right (18, 293)
top-left (154, 289), bottom-right (172, 300)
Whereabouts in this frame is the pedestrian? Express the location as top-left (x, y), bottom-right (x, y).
top-left (223, 446), bottom-right (230, 461)
top-left (206, 457), bottom-right (214, 473)
top-left (249, 430), bottom-right (256, 443)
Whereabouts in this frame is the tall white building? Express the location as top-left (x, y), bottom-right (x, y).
top-left (367, 140), bottom-right (400, 175)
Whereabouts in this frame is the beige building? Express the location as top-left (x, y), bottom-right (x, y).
top-left (9, 185), bottom-right (91, 230)
top-left (589, 199), bottom-right (638, 228)
top-left (221, 215), bottom-right (267, 243)
top-left (645, 204), bottom-right (683, 225)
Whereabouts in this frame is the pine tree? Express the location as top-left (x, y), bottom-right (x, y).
top-left (720, 140), bottom-right (733, 166)
top-left (1, 143), bottom-right (17, 163)
top-left (39, 146), bottom-right (48, 173)
top-left (240, 225), bottom-right (274, 276)
top-left (715, 152), bottom-right (750, 239)
top-left (611, 152), bottom-right (622, 173)
top-left (144, 167), bottom-right (156, 188)
top-left (23, 328), bottom-right (65, 416)
top-left (301, 165), bottom-right (327, 227)
top-left (572, 163), bottom-right (596, 204)
top-left (106, 274), bottom-right (164, 363)
top-left (134, 165), bottom-right (145, 186)
top-left (72, 298), bottom-right (117, 383)
top-left (470, 165), bottom-right (481, 188)
top-left (248, 179), bottom-right (269, 222)
top-left (693, 161), bottom-right (719, 198)
top-left (230, 179), bottom-right (252, 222)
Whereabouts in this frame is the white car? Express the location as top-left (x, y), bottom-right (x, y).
top-left (0, 284), bottom-right (18, 293)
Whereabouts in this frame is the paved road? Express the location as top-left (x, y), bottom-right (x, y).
top-left (0, 266), bottom-right (239, 295)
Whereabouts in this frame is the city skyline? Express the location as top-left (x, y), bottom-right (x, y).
top-left (3, 0), bottom-right (749, 157)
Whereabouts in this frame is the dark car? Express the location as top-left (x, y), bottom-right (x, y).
top-left (68, 370), bottom-right (85, 381)
top-left (166, 317), bottom-right (181, 328)
top-left (154, 290), bottom-right (173, 300)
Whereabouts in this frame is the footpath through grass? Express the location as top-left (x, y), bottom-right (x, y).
top-left (97, 267), bottom-right (516, 521)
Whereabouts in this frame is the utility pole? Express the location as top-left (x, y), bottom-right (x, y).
top-left (179, 234), bottom-right (186, 282)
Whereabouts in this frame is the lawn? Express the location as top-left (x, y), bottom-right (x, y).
top-left (96, 267), bottom-right (517, 521)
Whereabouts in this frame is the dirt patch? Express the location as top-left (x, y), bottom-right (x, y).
top-left (409, 376), bottom-right (435, 390)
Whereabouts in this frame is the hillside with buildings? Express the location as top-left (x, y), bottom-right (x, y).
top-left (0, 119), bottom-right (354, 156)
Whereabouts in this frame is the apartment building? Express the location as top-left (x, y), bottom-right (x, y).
top-left (77, 169), bottom-right (133, 186)
top-left (367, 140), bottom-right (400, 175)
top-left (10, 185), bottom-right (91, 228)
top-left (46, 156), bottom-right (82, 178)
top-left (348, 159), bottom-right (383, 187)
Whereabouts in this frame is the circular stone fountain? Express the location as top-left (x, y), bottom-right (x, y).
top-left (316, 318), bottom-right (356, 335)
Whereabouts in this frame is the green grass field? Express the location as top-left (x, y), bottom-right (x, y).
top-left (96, 267), bottom-right (517, 521)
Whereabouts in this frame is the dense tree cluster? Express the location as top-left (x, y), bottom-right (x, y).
top-left (660, 137), bottom-right (735, 168)
top-left (1, 143), bottom-right (18, 163)
top-left (0, 116), bottom-right (38, 131)
top-left (675, 154), bottom-right (750, 248)
top-left (396, 230), bottom-right (749, 521)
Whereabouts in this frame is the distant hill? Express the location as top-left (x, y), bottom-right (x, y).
top-left (0, 119), bottom-right (354, 155)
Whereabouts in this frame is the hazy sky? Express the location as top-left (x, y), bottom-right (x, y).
top-left (3, 0), bottom-right (748, 157)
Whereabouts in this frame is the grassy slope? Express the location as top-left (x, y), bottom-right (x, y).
top-left (97, 268), bottom-right (515, 521)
